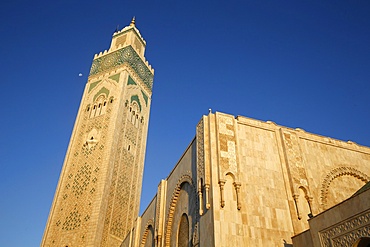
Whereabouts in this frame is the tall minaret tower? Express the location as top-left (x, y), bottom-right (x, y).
top-left (42, 19), bottom-right (154, 247)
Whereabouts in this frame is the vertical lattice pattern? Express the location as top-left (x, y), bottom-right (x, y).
top-left (101, 93), bottom-right (146, 245)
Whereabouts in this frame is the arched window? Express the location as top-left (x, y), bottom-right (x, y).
top-left (90, 95), bottom-right (107, 118)
top-left (143, 225), bottom-right (155, 247)
top-left (177, 214), bottom-right (189, 247)
top-left (128, 102), bottom-right (140, 127)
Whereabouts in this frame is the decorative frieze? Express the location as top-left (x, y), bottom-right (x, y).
top-left (319, 210), bottom-right (370, 247)
top-left (89, 46), bottom-right (153, 92)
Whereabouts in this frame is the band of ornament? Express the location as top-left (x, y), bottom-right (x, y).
top-left (319, 210), bottom-right (370, 247)
top-left (196, 118), bottom-right (205, 180)
top-left (89, 46), bottom-right (153, 92)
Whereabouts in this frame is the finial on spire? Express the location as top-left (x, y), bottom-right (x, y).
top-left (130, 17), bottom-right (136, 27)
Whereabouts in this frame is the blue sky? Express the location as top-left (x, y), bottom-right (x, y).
top-left (1, 1), bottom-right (370, 246)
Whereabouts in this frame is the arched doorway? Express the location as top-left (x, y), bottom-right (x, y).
top-left (353, 237), bottom-right (370, 247)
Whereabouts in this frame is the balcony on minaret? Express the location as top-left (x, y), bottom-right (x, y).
top-left (110, 17), bottom-right (146, 58)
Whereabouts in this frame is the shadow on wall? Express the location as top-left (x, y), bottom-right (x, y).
top-left (283, 239), bottom-right (293, 247)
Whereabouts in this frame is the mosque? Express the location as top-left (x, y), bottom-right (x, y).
top-left (42, 19), bottom-right (370, 247)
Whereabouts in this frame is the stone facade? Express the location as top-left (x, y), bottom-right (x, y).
top-left (124, 112), bottom-right (370, 247)
top-left (42, 19), bottom-right (154, 247)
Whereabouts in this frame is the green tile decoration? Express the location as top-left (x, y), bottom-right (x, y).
top-left (89, 80), bottom-right (101, 93)
top-left (109, 74), bottom-right (120, 83)
top-left (89, 46), bottom-right (153, 92)
top-left (130, 95), bottom-right (141, 111)
top-left (127, 76), bottom-right (137, 85)
top-left (93, 87), bottom-right (110, 102)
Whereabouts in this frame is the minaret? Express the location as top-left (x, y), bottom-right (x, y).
top-left (42, 19), bottom-right (154, 247)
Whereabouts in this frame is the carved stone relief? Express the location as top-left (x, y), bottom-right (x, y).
top-left (319, 210), bottom-right (370, 247)
top-left (320, 167), bottom-right (369, 210)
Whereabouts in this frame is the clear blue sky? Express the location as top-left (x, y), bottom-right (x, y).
top-left (1, 1), bottom-right (370, 246)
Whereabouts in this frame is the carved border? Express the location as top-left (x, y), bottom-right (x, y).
top-left (196, 118), bottom-right (204, 181)
top-left (320, 167), bottom-right (369, 209)
top-left (140, 219), bottom-right (154, 247)
top-left (164, 174), bottom-right (197, 247)
top-left (332, 225), bottom-right (370, 246)
top-left (319, 210), bottom-right (370, 247)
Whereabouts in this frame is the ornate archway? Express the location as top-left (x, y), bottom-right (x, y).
top-left (320, 167), bottom-right (369, 209)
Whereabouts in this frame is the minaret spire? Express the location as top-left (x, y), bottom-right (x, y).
top-left (130, 16), bottom-right (136, 27)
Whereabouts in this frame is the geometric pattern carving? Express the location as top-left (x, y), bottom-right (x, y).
top-left (319, 210), bottom-right (370, 247)
top-left (332, 225), bottom-right (370, 246)
top-left (72, 164), bottom-right (92, 198)
top-left (320, 167), bottom-right (369, 209)
top-left (111, 216), bottom-right (124, 238)
top-left (196, 118), bottom-right (204, 180)
top-left (62, 208), bottom-right (81, 231)
top-left (89, 46), bottom-right (153, 92)
top-left (100, 95), bottom-right (145, 245)
top-left (281, 130), bottom-right (309, 190)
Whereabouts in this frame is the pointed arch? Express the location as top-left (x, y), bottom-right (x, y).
top-left (321, 167), bottom-right (369, 209)
top-left (140, 219), bottom-right (154, 247)
top-left (164, 174), bottom-right (197, 247)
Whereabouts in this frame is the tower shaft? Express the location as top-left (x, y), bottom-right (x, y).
top-left (42, 21), bottom-right (154, 247)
